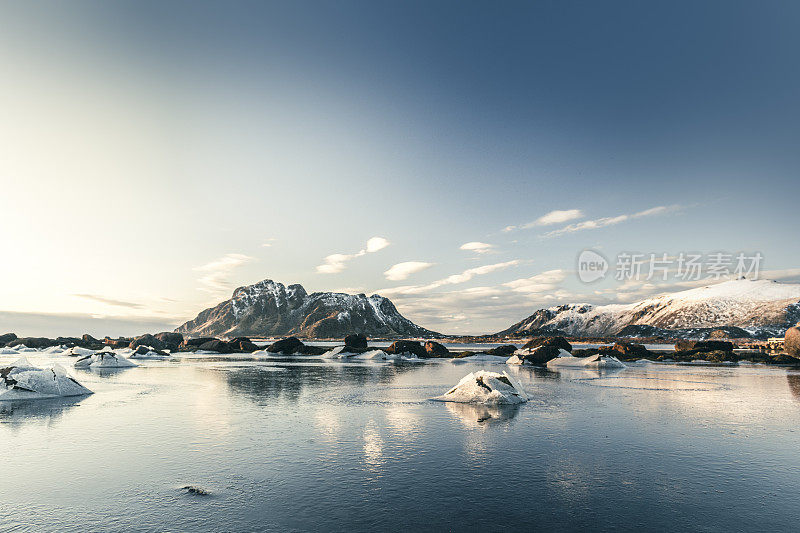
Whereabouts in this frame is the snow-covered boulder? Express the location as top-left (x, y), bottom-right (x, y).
top-left (129, 345), bottom-right (169, 359)
top-left (15, 345), bottom-right (38, 353)
top-left (74, 352), bottom-right (138, 369)
top-left (546, 352), bottom-right (626, 369)
top-left (0, 357), bottom-right (92, 400)
top-left (321, 346), bottom-right (359, 359)
top-left (64, 346), bottom-right (95, 357)
top-left (432, 371), bottom-right (528, 405)
top-left (0, 348), bottom-right (19, 355)
top-left (42, 345), bottom-right (68, 354)
top-left (507, 347), bottom-right (571, 365)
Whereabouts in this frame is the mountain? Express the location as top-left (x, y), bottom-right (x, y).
top-left (496, 279), bottom-right (800, 338)
top-left (176, 279), bottom-right (439, 338)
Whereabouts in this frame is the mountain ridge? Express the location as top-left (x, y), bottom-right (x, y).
top-left (176, 279), bottom-right (439, 338)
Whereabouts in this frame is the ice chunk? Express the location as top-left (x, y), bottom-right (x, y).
top-left (321, 346), bottom-right (359, 359)
top-left (74, 352), bottom-right (138, 369)
top-left (546, 353), bottom-right (626, 369)
top-left (64, 346), bottom-right (95, 357)
top-left (432, 370), bottom-right (528, 405)
top-left (0, 357), bottom-right (92, 400)
top-left (0, 348), bottom-right (20, 355)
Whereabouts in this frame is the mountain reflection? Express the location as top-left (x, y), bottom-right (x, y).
top-left (787, 373), bottom-right (800, 402)
top-left (220, 361), bottom-right (419, 404)
top-left (0, 396), bottom-right (85, 426)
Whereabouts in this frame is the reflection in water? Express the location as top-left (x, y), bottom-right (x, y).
top-left (445, 402), bottom-right (520, 428)
top-left (787, 373), bottom-right (800, 402)
top-left (0, 396), bottom-right (85, 426)
top-left (221, 362), bottom-right (418, 404)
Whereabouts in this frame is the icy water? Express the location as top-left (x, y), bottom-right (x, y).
top-left (3, 352), bottom-right (800, 532)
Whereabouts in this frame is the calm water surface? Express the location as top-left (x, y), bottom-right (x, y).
top-left (2, 351), bottom-right (800, 532)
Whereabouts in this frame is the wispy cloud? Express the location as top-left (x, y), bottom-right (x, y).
top-left (317, 236), bottom-right (390, 274)
top-left (194, 253), bottom-right (254, 295)
top-left (503, 269), bottom-right (568, 293)
top-left (459, 241), bottom-right (495, 254)
top-left (261, 238), bottom-right (277, 248)
top-left (544, 205), bottom-right (682, 237)
top-left (384, 261), bottom-right (435, 281)
top-left (73, 294), bottom-right (143, 309)
top-left (503, 209), bottom-right (584, 232)
top-left (380, 260), bottom-right (522, 295)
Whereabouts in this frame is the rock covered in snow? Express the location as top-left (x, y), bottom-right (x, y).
top-left (433, 371), bottom-right (528, 405)
top-left (74, 351), bottom-right (138, 369)
top-left (0, 357), bottom-right (92, 400)
top-left (507, 346), bottom-right (568, 366)
top-left (64, 346), bottom-right (95, 357)
top-left (546, 352), bottom-right (626, 369)
top-left (130, 345), bottom-right (170, 359)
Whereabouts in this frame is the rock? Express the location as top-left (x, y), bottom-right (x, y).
top-left (154, 332), bottom-right (184, 351)
top-left (0, 333), bottom-right (17, 347)
top-left (785, 324), bottom-right (800, 358)
top-left (674, 340), bottom-right (734, 352)
top-left (485, 344), bottom-right (517, 357)
top-left (197, 340), bottom-right (233, 354)
top-left (296, 344), bottom-right (327, 356)
top-left (433, 370), bottom-right (528, 405)
top-left (608, 341), bottom-right (652, 360)
top-left (129, 334), bottom-right (165, 351)
top-left (385, 340), bottom-right (428, 358)
top-left (8, 337), bottom-right (57, 349)
top-left (344, 333), bottom-right (368, 351)
top-left (508, 345), bottom-right (563, 365)
top-left (104, 337), bottom-right (131, 348)
top-left (770, 353), bottom-right (800, 365)
top-left (266, 337), bottom-right (305, 354)
top-left (182, 337), bottom-right (218, 348)
top-left (424, 341), bottom-right (450, 358)
top-left (82, 334), bottom-right (99, 344)
top-left (521, 336), bottom-right (572, 352)
top-left (181, 486), bottom-right (210, 496)
top-left (131, 345), bottom-right (169, 357)
top-left (228, 337), bottom-right (258, 352)
top-left (1, 356), bottom-right (93, 399)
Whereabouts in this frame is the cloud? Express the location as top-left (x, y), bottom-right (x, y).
top-left (459, 241), bottom-right (495, 254)
top-left (73, 294), bottom-right (143, 309)
top-left (544, 205), bottom-right (682, 237)
top-left (379, 260), bottom-right (522, 295)
top-left (503, 209), bottom-right (584, 232)
top-left (316, 236), bottom-right (391, 274)
top-left (194, 253), bottom-right (254, 294)
top-left (503, 269), bottom-right (568, 293)
top-left (384, 261), bottom-right (435, 281)
top-left (261, 237), bottom-right (277, 247)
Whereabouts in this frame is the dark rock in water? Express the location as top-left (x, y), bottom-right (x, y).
top-left (183, 337), bottom-right (217, 348)
top-left (522, 336), bottom-right (572, 353)
top-left (770, 353), bottom-right (800, 365)
top-left (486, 344), bottom-right (517, 357)
top-left (344, 334), bottom-right (368, 351)
top-left (672, 348), bottom-right (738, 363)
top-left (424, 341), bottom-right (450, 358)
top-left (154, 332), bottom-right (184, 351)
top-left (707, 327), bottom-right (751, 339)
top-left (198, 340), bottom-right (233, 354)
top-left (267, 337), bottom-right (304, 354)
top-left (228, 337), bottom-right (258, 352)
top-left (572, 348), bottom-right (600, 357)
top-left (0, 333), bottom-right (17, 347)
top-left (181, 485), bottom-right (210, 496)
top-left (296, 344), bottom-right (326, 356)
top-left (129, 334), bottom-right (165, 351)
top-left (517, 345), bottom-right (562, 365)
top-left (785, 324), bottom-right (800, 358)
top-left (385, 340), bottom-right (428, 358)
top-left (608, 341), bottom-right (651, 360)
top-left (8, 337), bottom-right (57, 349)
top-left (82, 334), bottom-right (99, 344)
top-left (674, 340), bottom-right (734, 352)
top-left (132, 345), bottom-right (169, 357)
top-left (104, 336), bottom-right (132, 348)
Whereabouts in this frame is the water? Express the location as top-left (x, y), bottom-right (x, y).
top-left (2, 351), bottom-right (800, 532)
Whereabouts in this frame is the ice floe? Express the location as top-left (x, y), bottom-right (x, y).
top-left (0, 348), bottom-right (20, 355)
top-left (546, 353), bottom-right (626, 369)
top-left (0, 357), bottom-right (92, 400)
top-left (74, 351), bottom-right (138, 369)
top-left (432, 370), bottom-right (528, 405)
top-left (64, 346), bottom-right (95, 357)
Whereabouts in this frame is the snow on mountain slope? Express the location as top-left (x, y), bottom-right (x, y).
top-left (176, 279), bottom-right (439, 338)
top-left (496, 279), bottom-right (800, 337)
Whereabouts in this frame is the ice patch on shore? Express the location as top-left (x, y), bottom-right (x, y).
top-left (1, 357), bottom-right (93, 400)
top-left (433, 370), bottom-right (528, 405)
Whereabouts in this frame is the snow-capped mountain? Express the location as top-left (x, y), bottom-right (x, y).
top-left (176, 279), bottom-right (439, 338)
top-left (496, 279), bottom-right (800, 338)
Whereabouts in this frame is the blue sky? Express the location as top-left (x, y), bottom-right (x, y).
top-left (1, 1), bottom-right (798, 336)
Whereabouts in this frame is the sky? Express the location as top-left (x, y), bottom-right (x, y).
top-left (1, 0), bottom-right (799, 337)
